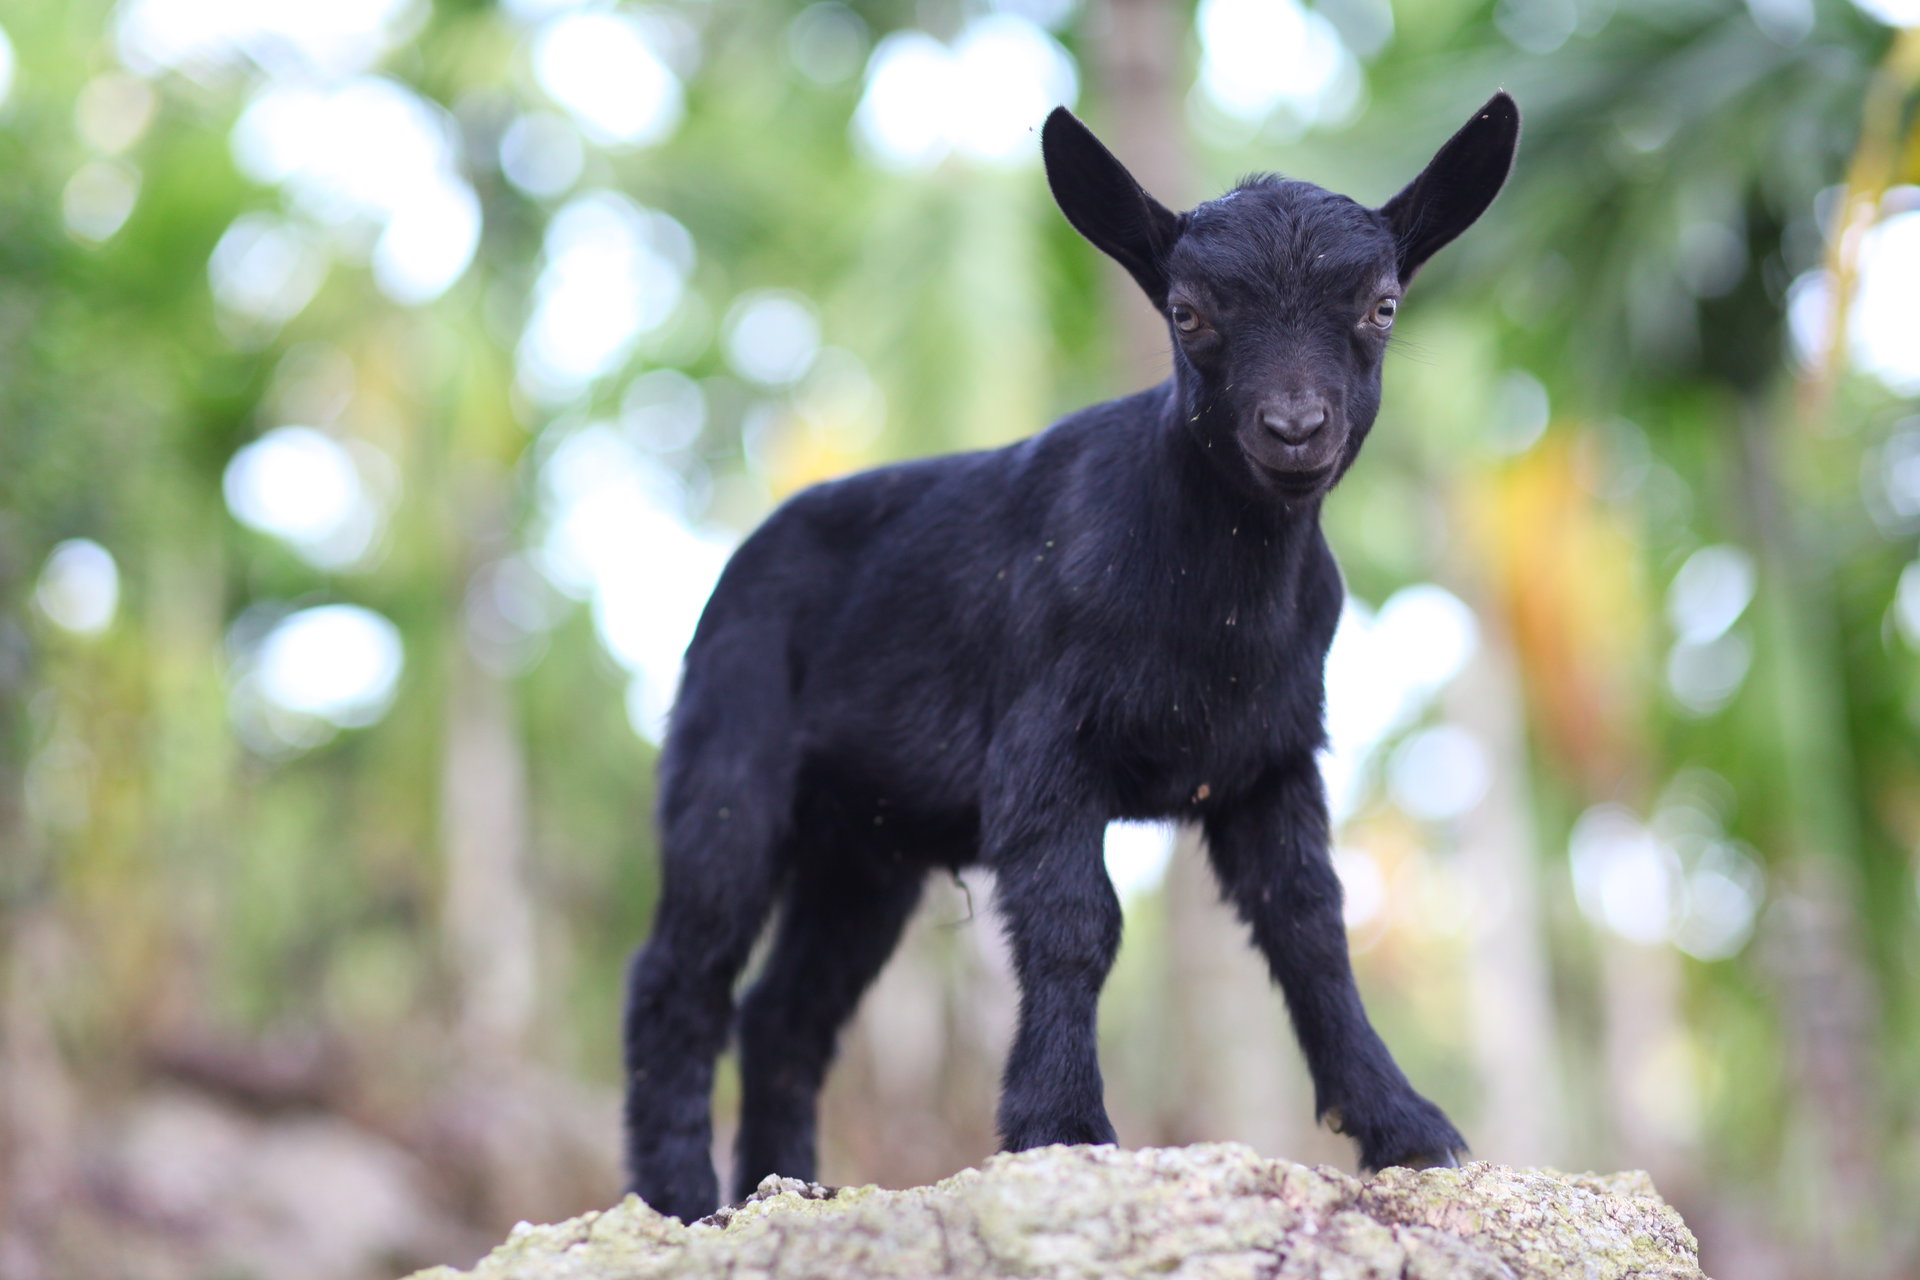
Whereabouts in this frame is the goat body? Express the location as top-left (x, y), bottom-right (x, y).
top-left (624, 95), bottom-right (1521, 1223)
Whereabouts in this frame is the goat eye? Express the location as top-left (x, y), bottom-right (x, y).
top-left (1170, 304), bottom-right (1202, 334)
top-left (1368, 298), bottom-right (1398, 329)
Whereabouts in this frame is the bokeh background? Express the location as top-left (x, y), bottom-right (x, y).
top-left (2, 0), bottom-right (1919, 1276)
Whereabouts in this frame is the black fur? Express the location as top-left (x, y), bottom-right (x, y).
top-left (622, 94), bottom-right (1520, 1222)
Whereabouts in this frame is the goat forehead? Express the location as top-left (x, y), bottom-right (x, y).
top-left (1176, 182), bottom-right (1394, 295)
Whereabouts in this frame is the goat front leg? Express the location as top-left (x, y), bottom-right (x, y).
top-left (1204, 756), bottom-right (1466, 1171)
top-left (982, 715), bottom-right (1122, 1152)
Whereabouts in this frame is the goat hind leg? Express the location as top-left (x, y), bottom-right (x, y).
top-left (733, 848), bottom-right (923, 1199)
top-left (624, 796), bottom-right (784, 1222)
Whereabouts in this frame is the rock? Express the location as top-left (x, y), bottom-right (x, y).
top-left (402, 1142), bottom-right (1709, 1280)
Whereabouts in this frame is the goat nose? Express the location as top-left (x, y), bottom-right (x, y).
top-left (1260, 402), bottom-right (1327, 446)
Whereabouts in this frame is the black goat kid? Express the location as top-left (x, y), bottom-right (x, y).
top-left (624, 94), bottom-right (1521, 1223)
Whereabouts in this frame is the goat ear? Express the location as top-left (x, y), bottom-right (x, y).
top-left (1042, 107), bottom-right (1182, 307)
top-left (1379, 91), bottom-right (1519, 282)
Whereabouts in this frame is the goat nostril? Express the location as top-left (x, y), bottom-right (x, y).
top-left (1261, 405), bottom-right (1327, 446)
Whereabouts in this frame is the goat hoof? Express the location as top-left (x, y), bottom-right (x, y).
top-left (1360, 1147), bottom-right (1462, 1176)
top-left (1398, 1148), bottom-right (1462, 1171)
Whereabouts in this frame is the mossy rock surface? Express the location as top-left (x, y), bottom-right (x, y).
top-left (405, 1142), bottom-right (1708, 1280)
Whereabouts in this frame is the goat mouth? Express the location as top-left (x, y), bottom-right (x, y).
top-left (1238, 425), bottom-right (1343, 496)
top-left (1253, 459), bottom-right (1337, 496)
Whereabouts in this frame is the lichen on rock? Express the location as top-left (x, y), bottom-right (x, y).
top-left (404, 1142), bottom-right (1709, 1280)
